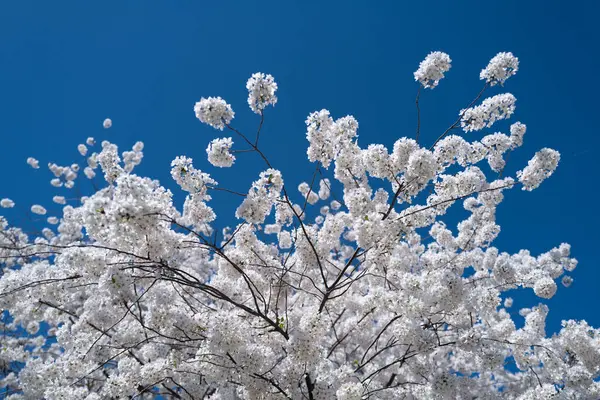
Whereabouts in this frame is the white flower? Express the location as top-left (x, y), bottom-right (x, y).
top-left (509, 122), bottom-right (526, 149)
top-left (480, 52), bottom-right (519, 86)
top-left (194, 97), bottom-right (234, 130)
top-left (246, 73), bottom-right (278, 114)
top-left (278, 230), bottom-right (292, 249)
top-left (298, 182), bottom-right (310, 195)
top-left (0, 198), bottom-right (15, 208)
top-left (305, 111), bottom-right (358, 168)
top-left (27, 157), bottom-right (39, 169)
top-left (31, 205), bottom-right (47, 215)
top-left (363, 144), bottom-right (391, 179)
top-left (318, 179), bottom-right (331, 200)
top-left (206, 137), bottom-right (235, 167)
top-left (50, 178), bottom-right (63, 187)
top-left (264, 224), bottom-right (280, 234)
top-left (171, 156), bottom-right (217, 195)
top-left (460, 93), bottom-right (517, 132)
top-left (103, 118), bottom-right (112, 129)
top-left (52, 196), bottom-right (66, 205)
top-left (562, 276), bottom-right (573, 287)
top-left (182, 194), bottom-right (216, 227)
top-left (132, 141), bottom-right (144, 152)
top-left (77, 144), bottom-right (88, 156)
top-left (336, 382), bottom-right (365, 400)
top-left (517, 148), bottom-right (560, 191)
top-left (534, 276), bottom-right (557, 299)
top-left (84, 167), bottom-right (96, 179)
top-left (97, 141), bottom-right (123, 183)
top-left (86, 137), bottom-right (95, 146)
top-left (236, 169), bottom-right (283, 224)
top-left (414, 51), bottom-right (452, 89)
top-left (406, 148), bottom-right (437, 184)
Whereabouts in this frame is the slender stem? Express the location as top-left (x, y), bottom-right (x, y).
top-left (255, 112), bottom-right (265, 147)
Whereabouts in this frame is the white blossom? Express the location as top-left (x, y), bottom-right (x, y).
top-left (517, 148), bottom-right (560, 191)
top-left (236, 169), bottom-right (283, 224)
top-left (77, 144), bottom-right (88, 156)
top-left (97, 141), bottom-right (123, 183)
top-left (509, 121), bottom-right (526, 148)
top-left (50, 178), bottom-right (62, 187)
top-left (306, 111), bottom-right (358, 168)
top-left (52, 196), bottom-right (66, 205)
top-left (460, 93), bottom-right (517, 132)
top-left (246, 73), bottom-right (278, 114)
top-left (103, 118), bottom-right (112, 129)
top-left (26, 157), bottom-right (39, 169)
top-left (84, 167), bottom-right (96, 179)
top-left (480, 52), bottom-right (519, 86)
top-left (206, 137), bottom-right (235, 167)
top-left (0, 52), bottom-right (593, 400)
top-left (414, 51), bottom-right (452, 89)
top-left (171, 156), bottom-right (217, 195)
top-left (30, 205), bottom-right (47, 215)
top-left (194, 97), bottom-right (234, 130)
top-left (0, 198), bottom-right (15, 208)
top-left (562, 275), bottom-right (573, 287)
top-left (318, 179), bottom-right (331, 200)
top-left (534, 276), bottom-right (558, 299)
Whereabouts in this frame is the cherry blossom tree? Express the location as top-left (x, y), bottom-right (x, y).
top-left (0, 52), bottom-right (597, 400)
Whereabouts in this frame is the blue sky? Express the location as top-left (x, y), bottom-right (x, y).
top-left (0, 1), bottom-right (598, 335)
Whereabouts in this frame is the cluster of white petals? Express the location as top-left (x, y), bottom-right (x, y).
top-left (509, 121), bottom-right (526, 148)
top-left (480, 52), bottom-right (519, 86)
top-left (75, 144), bottom-right (87, 157)
top-left (0, 198), bottom-right (15, 208)
top-left (26, 157), bottom-right (39, 169)
top-left (194, 96), bottom-right (234, 130)
top-left (206, 137), bottom-right (235, 167)
top-left (30, 204), bottom-right (47, 215)
top-left (414, 51), bottom-right (452, 89)
top-left (236, 169), bottom-right (283, 224)
top-left (517, 148), bottom-right (561, 190)
top-left (52, 196), bottom-right (66, 205)
top-left (0, 52), bottom-right (596, 400)
top-left (246, 72), bottom-right (278, 114)
top-left (460, 93), bottom-right (517, 132)
top-left (97, 141), bottom-right (123, 183)
top-left (170, 156), bottom-right (217, 195)
top-left (305, 110), bottom-right (359, 168)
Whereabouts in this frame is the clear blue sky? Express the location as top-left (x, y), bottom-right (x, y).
top-left (0, 1), bottom-right (598, 334)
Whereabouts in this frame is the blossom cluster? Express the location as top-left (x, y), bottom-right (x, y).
top-left (206, 137), bottom-right (235, 167)
top-left (414, 51), bottom-right (452, 89)
top-left (0, 54), bottom-right (594, 400)
top-left (460, 93), bottom-right (517, 132)
top-left (246, 72), bottom-right (278, 114)
top-left (194, 96), bottom-right (235, 130)
top-left (480, 52), bottom-right (519, 86)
